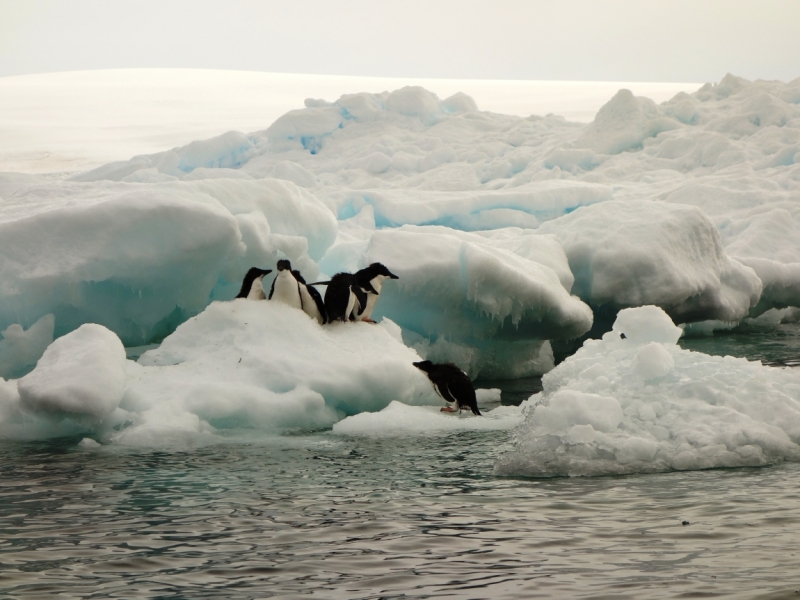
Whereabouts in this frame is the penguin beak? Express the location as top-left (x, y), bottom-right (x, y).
top-left (388, 271), bottom-right (399, 279)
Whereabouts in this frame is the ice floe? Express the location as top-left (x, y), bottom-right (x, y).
top-left (495, 306), bottom-right (800, 477)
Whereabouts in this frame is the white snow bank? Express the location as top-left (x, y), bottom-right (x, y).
top-left (0, 177), bottom-right (336, 345)
top-left (17, 324), bottom-right (127, 422)
top-left (495, 306), bottom-right (800, 477)
top-left (320, 225), bottom-right (592, 378)
top-left (538, 200), bottom-right (763, 322)
top-left (333, 400), bottom-right (529, 436)
top-left (112, 301), bottom-right (437, 445)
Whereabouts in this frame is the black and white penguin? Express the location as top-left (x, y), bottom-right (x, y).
top-left (353, 262), bottom-right (399, 323)
top-left (269, 259), bottom-right (302, 309)
top-left (318, 273), bottom-right (369, 323)
top-left (413, 360), bottom-right (482, 416)
top-left (292, 269), bottom-right (327, 325)
top-left (236, 267), bottom-right (272, 300)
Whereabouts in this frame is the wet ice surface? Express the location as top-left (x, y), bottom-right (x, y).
top-left (3, 433), bottom-right (800, 599)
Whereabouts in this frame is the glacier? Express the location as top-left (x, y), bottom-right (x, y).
top-left (1, 73), bottom-right (799, 462)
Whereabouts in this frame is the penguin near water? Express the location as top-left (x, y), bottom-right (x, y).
top-left (318, 272), bottom-right (369, 323)
top-left (269, 259), bottom-right (302, 309)
top-left (353, 263), bottom-right (399, 323)
top-left (236, 267), bottom-right (272, 300)
top-left (413, 360), bottom-right (482, 416)
top-left (292, 269), bottom-right (328, 324)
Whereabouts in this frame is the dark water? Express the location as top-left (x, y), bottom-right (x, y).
top-left (679, 323), bottom-right (800, 368)
top-left (2, 324), bottom-right (800, 599)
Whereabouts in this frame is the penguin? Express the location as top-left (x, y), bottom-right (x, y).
top-left (269, 259), bottom-right (302, 309)
top-left (413, 360), bottom-right (482, 416)
top-left (315, 273), bottom-right (369, 323)
top-left (353, 262), bottom-right (399, 323)
top-left (292, 269), bottom-right (327, 324)
top-left (236, 267), bottom-right (272, 300)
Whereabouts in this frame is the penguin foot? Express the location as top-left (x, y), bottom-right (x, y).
top-left (364, 318), bottom-right (378, 324)
top-left (440, 406), bottom-right (456, 412)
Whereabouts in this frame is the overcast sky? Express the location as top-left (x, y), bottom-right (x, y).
top-left (1, 0), bottom-right (798, 83)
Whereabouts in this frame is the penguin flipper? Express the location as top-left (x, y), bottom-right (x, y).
top-left (268, 277), bottom-right (276, 300)
top-left (307, 285), bottom-right (328, 324)
top-left (352, 286), bottom-right (368, 318)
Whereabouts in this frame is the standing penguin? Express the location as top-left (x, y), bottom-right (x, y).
top-left (269, 259), bottom-right (302, 309)
top-left (413, 360), bottom-right (482, 416)
top-left (318, 273), bottom-right (369, 323)
top-left (354, 262), bottom-right (399, 323)
top-left (236, 267), bottom-right (272, 300)
top-left (292, 269), bottom-right (327, 324)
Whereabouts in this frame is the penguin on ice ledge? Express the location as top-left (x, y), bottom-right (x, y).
top-left (413, 361), bottom-right (482, 416)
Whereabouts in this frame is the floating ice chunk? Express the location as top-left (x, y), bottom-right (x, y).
top-left (332, 400), bottom-right (528, 437)
top-left (0, 314), bottom-right (55, 379)
top-left (78, 437), bottom-right (101, 449)
top-left (0, 177), bottom-right (335, 345)
top-left (116, 300), bottom-right (438, 444)
top-left (538, 200), bottom-right (763, 323)
top-left (18, 324), bottom-right (128, 422)
top-left (320, 227), bottom-right (592, 377)
top-left (496, 306), bottom-right (800, 477)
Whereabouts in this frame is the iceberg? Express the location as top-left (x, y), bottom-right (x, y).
top-left (0, 177), bottom-right (337, 346)
top-left (495, 306), bottom-right (800, 477)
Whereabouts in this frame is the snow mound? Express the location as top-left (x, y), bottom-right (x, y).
top-left (17, 324), bottom-right (127, 422)
top-left (538, 200), bottom-right (763, 322)
top-left (113, 301), bottom-right (437, 445)
top-left (321, 225), bottom-right (592, 378)
top-left (0, 177), bottom-right (336, 345)
top-left (576, 89), bottom-right (681, 154)
top-left (495, 306), bottom-right (800, 477)
top-left (333, 400), bottom-right (528, 436)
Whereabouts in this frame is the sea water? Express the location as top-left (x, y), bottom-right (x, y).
top-left (1, 326), bottom-right (799, 599)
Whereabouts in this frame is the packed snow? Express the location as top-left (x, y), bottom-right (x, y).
top-left (333, 398), bottom-right (528, 437)
top-left (1, 72), bottom-right (799, 470)
top-left (495, 306), bottom-right (800, 477)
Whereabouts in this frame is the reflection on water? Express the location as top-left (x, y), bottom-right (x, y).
top-left (680, 323), bottom-right (800, 367)
top-left (2, 323), bottom-right (800, 598)
top-left (3, 433), bottom-right (800, 598)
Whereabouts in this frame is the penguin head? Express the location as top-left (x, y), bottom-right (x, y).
top-left (412, 360), bottom-right (434, 374)
top-left (246, 267), bottom-right (272, 280)
top-left (369, 262), bottom-right (399, 279)
top-left (276, 259), bottom-right (292, 272)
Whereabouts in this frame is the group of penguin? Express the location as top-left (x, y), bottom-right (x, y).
top-left (235, 260), bottom-right (482, 416)
top-left (235, 260), bottom-right (399, 325)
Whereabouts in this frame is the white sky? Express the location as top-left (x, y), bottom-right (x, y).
top-left (1, 0), bottom-right (799, 83)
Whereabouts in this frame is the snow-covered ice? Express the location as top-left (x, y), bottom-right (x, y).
top-left (333, 399), bottom-right (529, 437)
top-left (495, 306), bottom-right (800, 477)
top-left (1, 71), bottom-right (800, 468)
